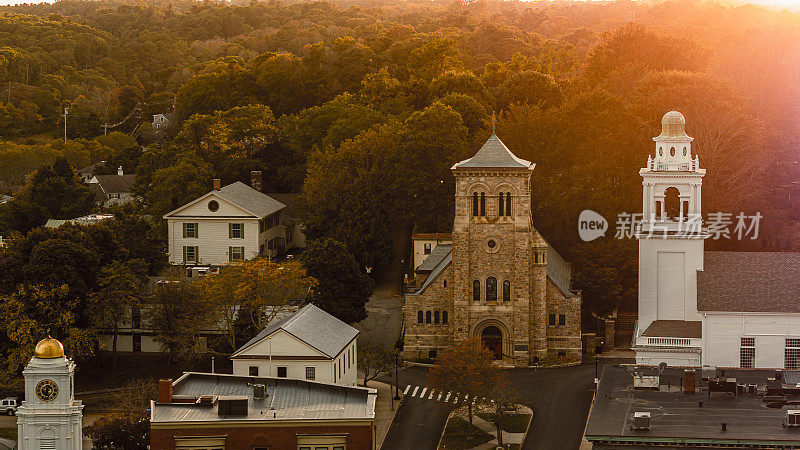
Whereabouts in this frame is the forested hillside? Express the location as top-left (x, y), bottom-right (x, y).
top-left (0, 0), bottom-right (797, 315)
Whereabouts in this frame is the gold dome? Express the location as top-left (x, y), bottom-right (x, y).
top-left (657, 111), bottom-right (689, 139)
top-left (34, 337), bottom-right (64, 359)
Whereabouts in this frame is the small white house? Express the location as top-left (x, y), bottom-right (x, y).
top-left (231, 304), bottom-right (359, 386)
top-left (164, 179), bottom-right (288, 266)
top-left (88, 167), bottom-right (137, 206)
top-left (152, 113), bottom-right (173, 131)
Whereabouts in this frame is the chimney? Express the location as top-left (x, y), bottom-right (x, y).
top-left (213, 178), bottom-right (221, 190)
top-left (250, 171), bottom-right (262, 192)
top-left (158, 379), bottom-right (173, 403)
top-left (117, 166), bottom-right (124, 176)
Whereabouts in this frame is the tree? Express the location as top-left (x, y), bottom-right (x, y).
top-left (358, 343), bottom-right (397, 387)
top-left (302, 239), bottom-right (374, 324)
top-left (483, 380), bottom-right (523, 447)
top-left (84, 414), bottom-right (149, 450)
top-left (0, 284), bottom-right (97, 375)
top-left (196, 259), bottom-right (316, 353)
top-left (147, 270), bottom-right (214, 365)
top-left (92, 260), bottom-right (145, 369)
top-left (428, 337), bottom-right (503, 430)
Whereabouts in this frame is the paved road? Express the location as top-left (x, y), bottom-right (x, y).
top-left (353, 288), bottom-right (403, 348)
top-left (380, 360), bottom-right (628, 450)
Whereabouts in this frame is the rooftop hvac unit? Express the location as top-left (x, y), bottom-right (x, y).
top-left (253, 384), bottom-right (267, 400)
top-left (787, 411), bottom-right (800, 428)
top-left (633, 376), bottom-right (659, 390)
top-left (632, 412), bottom-right (651, 430)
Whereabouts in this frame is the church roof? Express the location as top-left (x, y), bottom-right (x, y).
top-left (697, 251), bottom-right (800, 313)
top-left (451, 134), bottom-right (533, 170)
top-left (547, 246), bottom-right (578, 297)
top-left (642, 320), bottom-right (702, 338)
top-left (415, 244), bottom-right (452, 274)
top-left (232, 304), bottom-right (359, 358)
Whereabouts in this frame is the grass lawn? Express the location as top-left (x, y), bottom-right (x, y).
top-left (0, 427), bottom-right (17, 440)
top-left (476, 412), bottom-right (532, 433)
top-left (439, 416), bottom-right (494, 449)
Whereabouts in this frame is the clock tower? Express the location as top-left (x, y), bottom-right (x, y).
top-left (17, 337), bottom-right (83, 450)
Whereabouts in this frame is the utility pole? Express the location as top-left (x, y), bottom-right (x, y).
top-left (63, 107), bottom-right (68, 143)
top-left (101, 123), bottom-right (109, 135)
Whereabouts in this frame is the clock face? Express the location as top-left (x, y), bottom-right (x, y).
top-left (36, 379), bottom-right (58, 402)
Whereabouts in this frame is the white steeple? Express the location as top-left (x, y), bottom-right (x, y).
top-left (17, 337), bottom-right (83, 450)
top-left (640, 111), bottom-right (706, 226)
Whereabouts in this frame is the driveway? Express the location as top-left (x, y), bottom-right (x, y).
top-left (353, 286), bottom-right (403, 348)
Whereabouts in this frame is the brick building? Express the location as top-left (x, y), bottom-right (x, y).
top-left (402, 133), bottom-right (582, 367)
top-left (150, 373), bottom-right (376, 449)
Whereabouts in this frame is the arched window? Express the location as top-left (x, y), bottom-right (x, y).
top-left (534, 253), bottom-right (538, 264)
top-left (426, 310), bottom-right (432, 324)
top-left (480, 192), bottom-right (486, 216)
top-left (434, 310), bottom-right (440, 324)
top-left (670, 147), bottom-right (676, 157)
top-left (503, 280), bottom-right (511, 301)
top-left (417, 310), bottom-right (423, 324)
top-left (486, 277), bottom-right (497, 302)
top-left (473, 280), bottom-right (480, 302)
top-left (664, 187), bottom-right (680, 220)
top-left (442, 311), bottom-right (448, 324)
top-left (498, 192), bottom-right (504, 217)
top-left (506, 193), bottom-right (512, 216)
top-left (472, 192), bottom-right (479, 217)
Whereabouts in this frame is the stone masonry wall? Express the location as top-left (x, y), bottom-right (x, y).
top-left (403, 264), bottom-right (454, 360)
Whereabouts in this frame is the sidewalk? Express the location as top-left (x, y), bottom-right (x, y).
top-left (446, 405), bottom-right (532, 450)
top-left (363, 379), bottom-right (402, 449)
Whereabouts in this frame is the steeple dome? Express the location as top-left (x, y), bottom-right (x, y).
top-left (34, 336), bottom-right (64, 359)
top-left (656, 111), bottom-right (691, 140)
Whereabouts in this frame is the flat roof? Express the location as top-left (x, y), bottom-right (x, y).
top-left (586, 365), bottom-right (800, 446)
top-left (151, 372), bottom-right (376, 424)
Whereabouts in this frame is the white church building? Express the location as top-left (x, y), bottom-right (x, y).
top-left (633, 111), bottom-right (800, 369)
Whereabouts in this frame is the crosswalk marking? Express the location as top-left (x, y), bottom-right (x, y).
top-left (419, 387), bottom-right (427, 398)
top-left (437, 392), bottom-right (443, 401)
top-left (428, 390), bottom-right (435, 400)
top-left (400, 385), bottom-right (498, 405)
top-left (403, 385), bottom-right (411, 395)
top-left (411, 386), bottom-right (419, 397)
top-left (453, 394), bottom-right (459, 404)
top-left (444, 392), bottom-right (451, 402)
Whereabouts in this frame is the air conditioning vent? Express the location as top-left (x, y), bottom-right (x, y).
top-left (787, 410), bottom-right (800, 427)
top-left (633, 412), bottom-right (651, 430)
top-left (253, 384), bottom-right (267, 400)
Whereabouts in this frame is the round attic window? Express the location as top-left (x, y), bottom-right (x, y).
top-left (208, 200), bottom-right (219, 212)
top-left (487, 239), bottom-right (496, 248)
top-left (485, 238), bottom-right (500, 254)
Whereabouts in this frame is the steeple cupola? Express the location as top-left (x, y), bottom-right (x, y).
top-left (650, 111), bottom-right (699, 172)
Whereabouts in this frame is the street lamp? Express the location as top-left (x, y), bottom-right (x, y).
top-left (394, 353), bottom-right (401, 400)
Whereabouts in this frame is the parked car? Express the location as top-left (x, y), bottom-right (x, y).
top-left (1, 398), bottom-right (18, 415)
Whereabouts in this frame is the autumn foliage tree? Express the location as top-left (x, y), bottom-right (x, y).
top-left (196, 258), bottom-right (316, 353)
top-left (428, 337), bottom-right (504, 430)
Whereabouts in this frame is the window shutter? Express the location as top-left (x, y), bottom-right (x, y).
top-left (182, 223), bottom-right (186, 238)
top-left (194, 223), bottom-right (198, 238)
top-left (195, 246), bottom-right (198, 262)
top-left (228, 246), bottom-right (233, 262)
top-left (182, 246), bottom-right (186, 263)
top-left (239, 223), bottom-right (244, 239)
top-left (228, 224), bottom-right (233, 239)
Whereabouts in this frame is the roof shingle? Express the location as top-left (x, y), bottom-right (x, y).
top-left (697, 251), bottom-right (799, 313)
top-left (452, 134), bottom-right (533, 170)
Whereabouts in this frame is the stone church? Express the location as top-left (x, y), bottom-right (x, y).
top-left (403, 133), bottom-right (582, 367)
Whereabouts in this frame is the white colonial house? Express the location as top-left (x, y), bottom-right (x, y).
top-left (632, 111), bottom-right (800, 369)
top-left (164, 176), bottom-right (289, 267)
top-left (231, 304), bottom-right (359, 386)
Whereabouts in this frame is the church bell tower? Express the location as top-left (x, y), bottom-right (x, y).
top-left (17, 337), bottom-right (83, 450)
top-left (637, 111), bottom-right (708, 332)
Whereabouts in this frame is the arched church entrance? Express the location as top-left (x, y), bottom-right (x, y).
top-left (481, 326), bottom-right (503, 360)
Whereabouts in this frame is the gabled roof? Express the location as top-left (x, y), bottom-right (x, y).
top-left (78, 160), bottom-right (105, 174)
top-left (698, 251), bottom-right (800, 313)
top-left (451, 134), bottom-right (533, 170)
top-left (92, 174), bottom-right (136, 193)
top-left (415, 244), bottom-right (452, 274)
top-left (164, 182), bottom-right (286, 219)
top-left (232, 304), bottom-right (359, 359)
